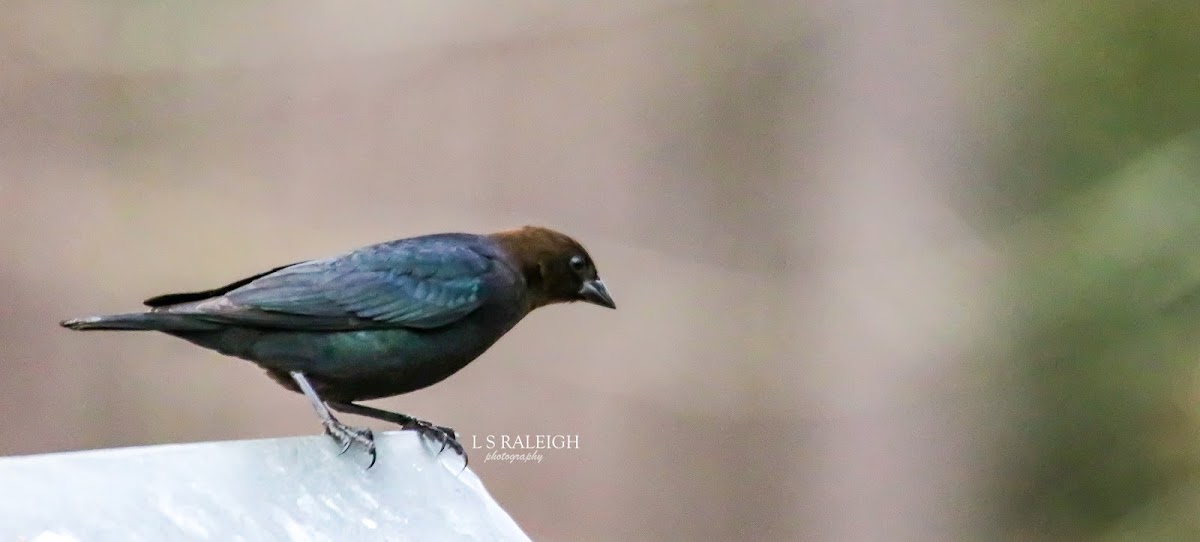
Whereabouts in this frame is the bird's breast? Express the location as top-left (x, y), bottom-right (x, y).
top-left (246, 302), bottom-right (526, 400)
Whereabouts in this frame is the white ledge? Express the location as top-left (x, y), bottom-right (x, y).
top-left (0, 431), bottom-right (531, 541)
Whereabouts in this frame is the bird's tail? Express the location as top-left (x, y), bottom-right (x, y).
top-left (60, 312), bottom-right (218, 332)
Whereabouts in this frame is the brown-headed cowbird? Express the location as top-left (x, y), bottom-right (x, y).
top-left (60, 226), bottom-right (615, 467)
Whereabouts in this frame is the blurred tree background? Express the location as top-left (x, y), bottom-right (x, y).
top-left (987, 1), bottom-right (1200, 540)
top-left (4, 1), bottom-right (1200, 540)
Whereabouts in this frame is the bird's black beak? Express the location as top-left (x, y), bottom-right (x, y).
top-left (579, 279), bottom-right (616, 309)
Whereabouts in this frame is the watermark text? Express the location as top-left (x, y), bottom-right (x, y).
top-left (470, 434), bottom-right (580, 463)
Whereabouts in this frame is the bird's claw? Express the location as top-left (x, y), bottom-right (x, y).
top-left (403, 418), bottom-right (467, 466)
top-left (322, 418), bottom-right (377, 468)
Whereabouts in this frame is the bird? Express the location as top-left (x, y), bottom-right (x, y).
top-left (60, 226), bottom-right (615, 468)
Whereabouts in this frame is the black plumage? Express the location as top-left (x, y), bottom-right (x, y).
top-left (61, 226), bottom-right (615, 466)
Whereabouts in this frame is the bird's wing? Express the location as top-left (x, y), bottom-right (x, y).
top-left (169, 240), bottom-right (495, 331)
top-left (143, 262), bottom-right (304, 307)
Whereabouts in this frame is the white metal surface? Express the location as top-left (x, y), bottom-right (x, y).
top-left (0, 431), bottom-right (530, 542)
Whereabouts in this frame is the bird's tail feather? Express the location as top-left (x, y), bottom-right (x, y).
top-left (60, 312), bottom-right (218, 332)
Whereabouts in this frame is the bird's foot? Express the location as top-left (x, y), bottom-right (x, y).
top-left (403, 418), bottom-right (467, 464)
top-left (323, 417), bottom-right (377, 468)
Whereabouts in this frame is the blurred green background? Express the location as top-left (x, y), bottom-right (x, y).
top-left (3, 1), bottom-right (1200, 540)
top-left (986, 1), bottom-right (1200, 540)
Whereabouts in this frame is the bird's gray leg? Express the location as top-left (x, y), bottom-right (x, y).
top-left (329, 401), bottom-right (466, 464)
top-left (328, 401), bottom-right (417, 426)
top-left (289, 371), bottom-right (377, 468)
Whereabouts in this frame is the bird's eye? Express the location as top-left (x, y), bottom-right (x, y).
top-left (569, 255), bottom-right (586, 272)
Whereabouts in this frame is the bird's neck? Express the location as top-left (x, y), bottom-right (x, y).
top-left (489, 229), bottom-right (553, 292)
top-left (487, 227), bottom-right (577, 311)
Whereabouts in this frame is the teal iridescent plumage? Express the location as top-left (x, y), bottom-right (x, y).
top-left (59, 226), bottom-right (615, 467)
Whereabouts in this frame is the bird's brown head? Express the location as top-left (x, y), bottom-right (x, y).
top-left (489, 226), bottom-right (616, 311)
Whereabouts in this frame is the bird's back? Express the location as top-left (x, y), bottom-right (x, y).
top-left (150, 233), bottom-right (530, 400)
